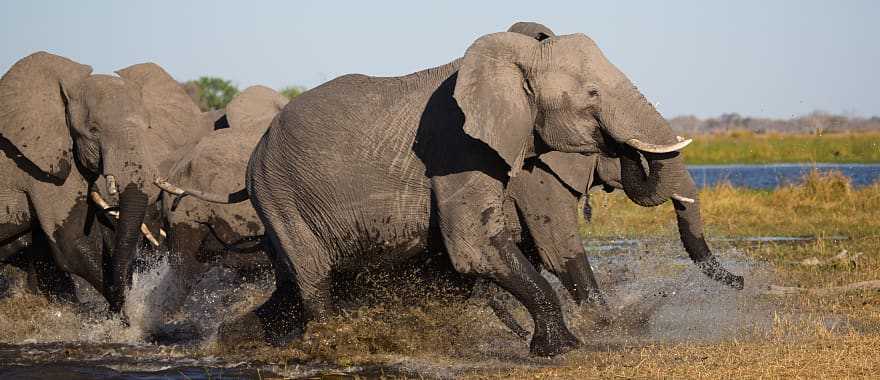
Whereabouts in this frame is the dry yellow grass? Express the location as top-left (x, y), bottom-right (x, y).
top-left (582, 170), bottom-right (880, 239)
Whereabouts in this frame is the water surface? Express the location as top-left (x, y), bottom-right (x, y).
top-left (688, 163), bottom-right (880, 188)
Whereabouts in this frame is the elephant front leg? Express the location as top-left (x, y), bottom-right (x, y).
top-left (508, 163), bottom-right (607, 307)
top-left (433, 172), bottom-right (579, 357)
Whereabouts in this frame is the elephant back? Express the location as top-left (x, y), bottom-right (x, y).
top-left (0, 52), bottom-right (92, 178)
top-left (226, 85), bottom-right (288, 134)
top-left (115, 63), bottom-right (210, 169)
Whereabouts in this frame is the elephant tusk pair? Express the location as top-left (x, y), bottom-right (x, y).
top-left (89, 191), bottom-right (163, 247)
top-left (671, 193), bottom-right (696, 204)
top-left (626, 136), bottom-right (692, 154)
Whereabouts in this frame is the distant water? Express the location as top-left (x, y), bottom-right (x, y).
top-left (688, 163), bottom-right (880, 189)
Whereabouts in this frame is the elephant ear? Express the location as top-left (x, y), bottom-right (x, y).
top-left (226, 85), bottom-right (287, 134)
top-left (453, 32), bottom-right (538, 177)
top-left (115, 63), bottom-right (209, 162)
top-left (538, 152), bottom-right (597, 195)
top-left (0, 52), bottom-right (91, 178)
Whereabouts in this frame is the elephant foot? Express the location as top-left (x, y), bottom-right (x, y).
top-left (529, 324), bottom-right (579, 357)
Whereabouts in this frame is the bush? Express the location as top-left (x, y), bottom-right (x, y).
top-left (184, 77), bottom-right (239, 111)
top-left (280, 85), bottom-right (307, 100)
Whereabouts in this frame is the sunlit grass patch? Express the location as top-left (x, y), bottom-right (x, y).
top-left (582, 170), bottom-right (880, 239)
top-left (683, 131), bottom-right (880, 164)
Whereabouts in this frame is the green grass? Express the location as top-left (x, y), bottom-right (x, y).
top-left (681, 131), bottom-right (880, 164)
top-left (581, 170), bottom-right (880, 239)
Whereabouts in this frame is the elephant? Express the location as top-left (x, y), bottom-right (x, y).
top-left (154, 85), bottom-right (287, 290)
top-left (0, 52), bottom-right (210, 314)
top-left (230, 28), bottom-right (745, 358)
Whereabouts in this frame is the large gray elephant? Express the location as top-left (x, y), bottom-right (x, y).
top-left (155, 85), bottom-right (286, 281)
top-left (0, 52), bottom-right (210, 313)
top-left (229, 29), bottom-right (743, 357)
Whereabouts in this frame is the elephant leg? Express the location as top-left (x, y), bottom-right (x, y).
top-left (509, 164), bottom-right (606, 306)
top-left (0, 227), bottom-right (31, 262)
top-left (225, 209), bottom-right (324, 346)
top-left (35, 198), bottom-right (107, 300)
top-left (0, 190), bottom-right (32, 261)
top-left (433, 171), bottom-right (578, 357)
top-left (25, 229), bottom-right (77, 302)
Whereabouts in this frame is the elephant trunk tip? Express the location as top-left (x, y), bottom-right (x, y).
top-left (696, 257), bottom-right (745, 290)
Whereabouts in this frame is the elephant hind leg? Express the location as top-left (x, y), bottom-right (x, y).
top-left (231, 209), bottom-right (333, 346)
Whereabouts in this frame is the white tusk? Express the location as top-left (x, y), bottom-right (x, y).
top-left (159, 228), bottom-right (167, 239)
top-left (141, 224), bottom-right (160, 247)
top-left (90, 191), bottom-right (120, 217)
top-left (154, 177), bottom-right (186, 196)
top-left (626, 138), bottom-right (692, 153)
top-left (106, 175), bottom-right (118, 195)
top-left (671, 193), bottom-right (695, 203)
top-left (95, 190), bottom-right (160, 246)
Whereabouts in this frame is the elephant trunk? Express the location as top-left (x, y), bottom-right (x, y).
top-left (108, 182), bottom-right (148, 313)
top-left (674, 176), bottom-right (744, 289)
top-left (619, 149), bottom-right (685, 207)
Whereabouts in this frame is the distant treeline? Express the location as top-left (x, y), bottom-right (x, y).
top-left (181, 76), bottom-right (306, 111)
top-left (180, 76), bottom-right (879, 135)
top-left (670, 112), bottom-right (880, 135)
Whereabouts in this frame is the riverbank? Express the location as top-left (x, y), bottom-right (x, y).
top-left (683, 131), bottom-right (880, 164)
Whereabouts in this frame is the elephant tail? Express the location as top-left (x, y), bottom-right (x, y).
top-left (154, 177), bottom-right (249, 204)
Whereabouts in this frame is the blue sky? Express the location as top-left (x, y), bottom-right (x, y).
top-left (2, 1), bottom-right (878, 118)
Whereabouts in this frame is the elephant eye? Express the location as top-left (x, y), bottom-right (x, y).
top-left (588, 89), bottom-right (599, 98)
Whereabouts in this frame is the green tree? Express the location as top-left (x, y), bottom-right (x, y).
top-left (280, 85), bottom-right (307, 100)
top-left (185, 76), bottom-right (239, 111)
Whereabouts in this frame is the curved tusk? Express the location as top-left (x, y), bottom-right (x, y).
top-left (106, 175), bottom-right (118, 195)
top-left (626, 138), bottom-right (692, 153)
top-left (159, 228), bottom-right (167, 239)
top-left (153, 177), bottom-right (186, 196)
top-left (90, 191), bottom-right (120, 217)
top-left (141, 224), bottom-right (160, 247)
top-left (671, 193), bottom-right (696, 203)
top-left (94, 191), bottom-right (161, 246)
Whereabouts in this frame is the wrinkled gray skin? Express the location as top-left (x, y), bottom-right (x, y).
top-left (229, 29), bottom-right (733, 357)
top-left (0, 52), bottom-right (210, 314)
top-left (159, 86), bottom-right (286, 290)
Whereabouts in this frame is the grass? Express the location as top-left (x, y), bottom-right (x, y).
top-left (582, 169), bottom-right (880, 239)
top-left (682, 131), bottom-right (880, 164)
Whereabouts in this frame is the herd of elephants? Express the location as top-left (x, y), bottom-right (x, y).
top-left (0, 22), bottom-right (743, 357)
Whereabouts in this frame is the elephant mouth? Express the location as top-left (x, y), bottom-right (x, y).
top-left (89, 190), bottom-right (163, 246)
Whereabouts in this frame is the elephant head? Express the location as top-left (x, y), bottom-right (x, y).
top-left (453, 31), bottom-right (690, 181)
top-left (0, 52), bottom-right (206, 311)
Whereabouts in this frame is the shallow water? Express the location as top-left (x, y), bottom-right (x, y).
top-left (689, 163), bottom-right (880, 188)
top-left (0, 240), bottom-right (864, 379)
